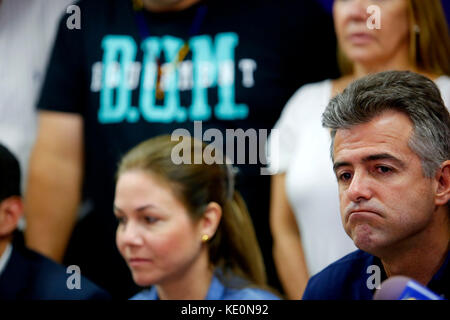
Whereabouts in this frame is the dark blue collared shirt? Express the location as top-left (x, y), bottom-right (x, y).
top-left (303, 249), bottom-right (450, 300)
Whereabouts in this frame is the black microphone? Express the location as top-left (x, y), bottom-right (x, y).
top-left (373, 276), bottom-right (444, 300)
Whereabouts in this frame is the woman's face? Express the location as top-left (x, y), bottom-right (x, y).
top-left (333, 0), bottom-right (411, 67)
top-left (114, 170), bottom-right (204, 287)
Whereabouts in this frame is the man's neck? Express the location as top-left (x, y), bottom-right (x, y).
top-left (380, 208), bottom-right (450, 286)
top-left (381, 245), bottom-right (448, 286)
top-left (142, 0), bottom-right (201, 13)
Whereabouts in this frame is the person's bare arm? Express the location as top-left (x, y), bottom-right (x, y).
top-left (24, 110), bottom-right (83, 262)
top-left (270, 173), bottom-right (309, 299)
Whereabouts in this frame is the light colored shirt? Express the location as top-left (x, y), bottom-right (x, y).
top-left (0, 0), bottom-right (73, 192)
top-left (130, 273), bottom-right (280, 300)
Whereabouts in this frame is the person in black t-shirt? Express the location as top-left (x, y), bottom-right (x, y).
top-left (25, 0), bottom-right (339, 298)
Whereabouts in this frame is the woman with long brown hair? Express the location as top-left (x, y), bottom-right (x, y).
top-left (114, 135), bottom-right (279, 299)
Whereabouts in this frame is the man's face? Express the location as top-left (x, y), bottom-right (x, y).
top-left (333, 110), bottom-right (437, 256)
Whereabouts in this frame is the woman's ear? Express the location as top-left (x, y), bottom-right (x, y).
top-left (0, 196), bottom-right (23, 237)
top-left (435, 160), bottom-right (450, 206)
top-left (199, 202), bottom-right (222, 241)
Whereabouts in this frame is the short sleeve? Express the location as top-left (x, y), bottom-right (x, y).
top-left (37, 4), bottom-right (86, 114)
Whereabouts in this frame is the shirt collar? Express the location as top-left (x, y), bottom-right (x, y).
top-left (372, 249), bottom-right (450, 298)
top-left (204, 274), bottom-right (226, 300)
top-left (147, 273), bottom-right (226, 300)
top-left (371, 250), bottom-right (450, 283)
top-left (0, 243), bottom-right (12, 277)
top-left (146, 286), bottom-right (159, 300)
top-left (427, 249), bottom-right (450, 296)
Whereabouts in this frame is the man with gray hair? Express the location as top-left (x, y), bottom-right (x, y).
top-left (302, 71), bottom-right (450, 300)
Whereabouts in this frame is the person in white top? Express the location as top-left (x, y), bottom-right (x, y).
top-left (0, 0), bottom-right (73, 193)
top-left (268, 0), bottom-right (450, 299)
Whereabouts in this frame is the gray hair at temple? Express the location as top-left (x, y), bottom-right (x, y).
top-left (321, 70), bottom-right (450, 178)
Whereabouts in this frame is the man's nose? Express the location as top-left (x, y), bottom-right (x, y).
top-left (346, 170), bottom-right (373, 203)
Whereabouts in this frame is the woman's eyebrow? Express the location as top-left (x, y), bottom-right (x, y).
top-left (113, 204), bottom-right (157, 213)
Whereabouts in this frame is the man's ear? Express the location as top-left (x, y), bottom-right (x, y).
top-left (0, 196), bottom-right (23, 237)
top-left (199, 202), bottom-right (222, 241)
top-left (435, 160), bottom-right (450, 206)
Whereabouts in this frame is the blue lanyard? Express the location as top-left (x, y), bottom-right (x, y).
top-left (133, 3), bottom-right (208, 41)
top-left (132, 2), bottom-right (208, 99)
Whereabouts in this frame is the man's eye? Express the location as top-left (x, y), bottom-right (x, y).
top-left (376, 166), bottom-right (392, 174)
top-left (115, 216), bottom-right (126, 224)
top-left (339, 172), bottom-right (352, 182)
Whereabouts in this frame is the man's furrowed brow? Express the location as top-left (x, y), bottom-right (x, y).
top-left (362, 153), bottom-right (406, 168)
top-left (333, 161), bottom-right (351, 173)
top-left (333, 153), bottom-right (406, 173)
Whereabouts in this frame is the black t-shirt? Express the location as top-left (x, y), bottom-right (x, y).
top-left (37, 0), bottom-right (339, 298)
